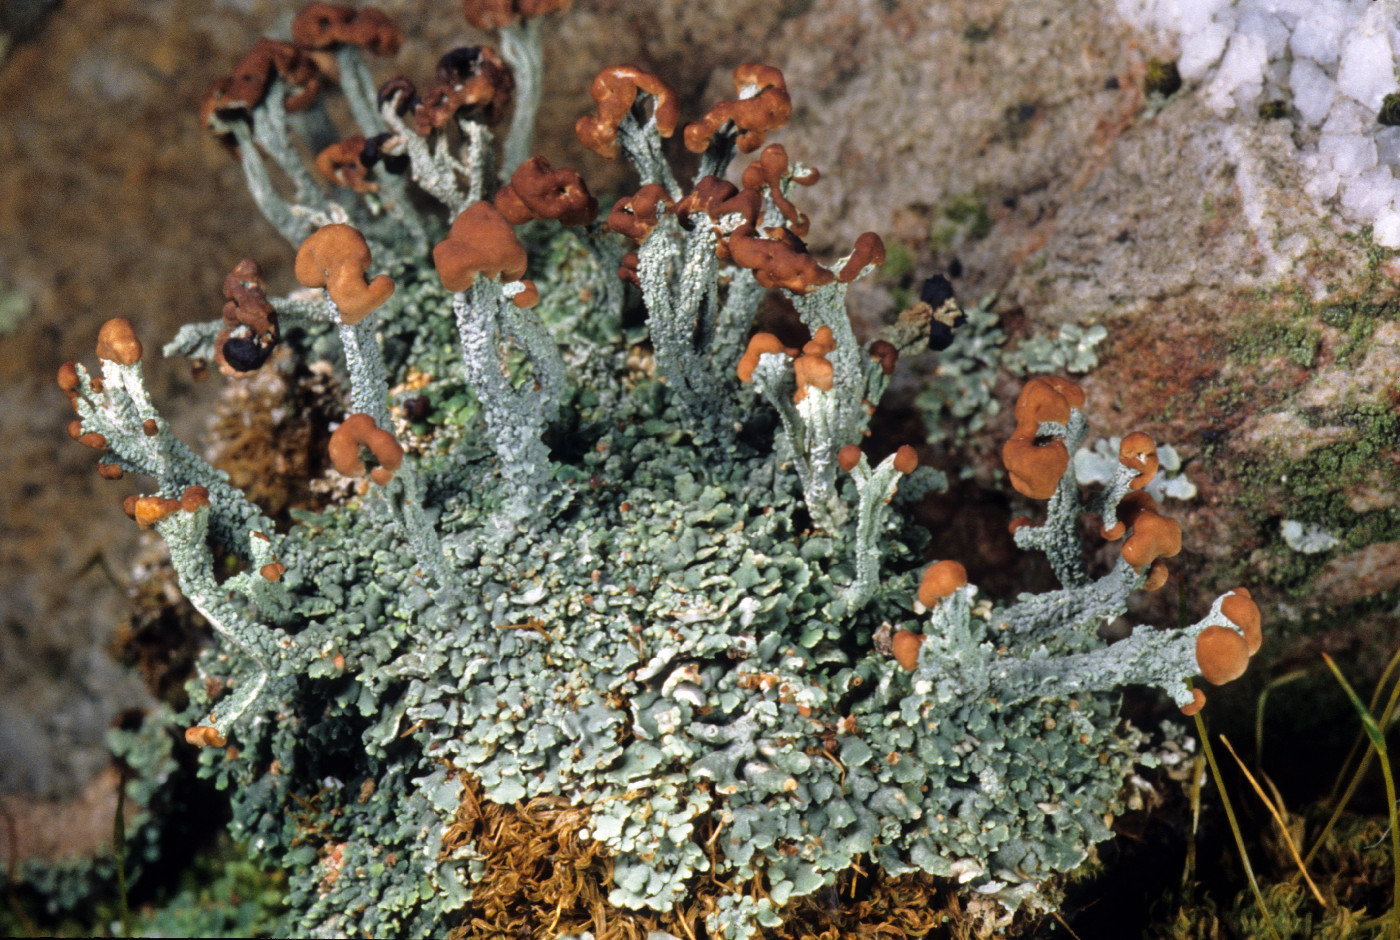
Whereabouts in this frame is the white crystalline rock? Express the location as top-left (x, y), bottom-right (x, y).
top-left (1378, 127), bottom-right (1400, 164)
top-left (1342, 166), bottom-right (1400, 218)
top-left (1374, 210), bottom-right (1400, 246)
top-left (1336, 26), bottom-right (1396, 109)
top-left (1202, 31), bottom-right (1268, 111)
top-left (1319, 134), bottom-right (1379, 177)
top-left (1290, 58), bottom-right (1337, 126)
top-left (1320, 96), bottom-right (1373, 137)
top-left (1118, 0), bottom-right (1400, 248)
top-left (1239, 8), bottom-right (1289, 59)
top-left (1288, 4), bottom-right (1349, 65)
top-left (1180, 20), bottom-right (1233, 80)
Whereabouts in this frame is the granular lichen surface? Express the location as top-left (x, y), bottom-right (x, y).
top-left (55, 4), bottom-right (1264, 937)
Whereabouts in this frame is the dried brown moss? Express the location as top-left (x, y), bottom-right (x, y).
top-left (442, 774), bottom-right (1038, 939)
top-left (205, 352), bottom-right (341, 523)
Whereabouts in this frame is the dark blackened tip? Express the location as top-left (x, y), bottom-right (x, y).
top-left (919, 274), bottom-right (954, 308)
top-left (223, 336), bottom-right (274, 372)
top-left (436, 46), bottom-right (485, 85)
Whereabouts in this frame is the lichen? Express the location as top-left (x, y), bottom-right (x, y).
top-left (55, 4), bottom-right (1262, 936)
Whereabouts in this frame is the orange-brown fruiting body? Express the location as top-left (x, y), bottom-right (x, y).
top-left (618, 252), bottom-right (640, 287)
top-left (1118, 432), bottom-right (1159, 491)
top-left (676, 177), bottom-right (761, 233)
top-left (683, 64), bottom-right (791, 154)
top-left (57, 362), bottom-right (81, 409)
top-left (727, 224), bottom-right (834, 294)
top-left (261, 562), bottom-right (287, 582)
top-left (737, 333), bottom-right (791, 383)
top-left (837, 232), bottom-right (886, 283)
top-left (1196, 625), bottom-right (1250, 685)
top-left (893, 446), bottom-right (918, 475)
top-left (315, 136), bottom-right (376, 193)
top-left (868, 340), bottom-right (898, 376)
top-left (1180, 688), bottom-right (1206, 716)
top-left (739, 144), bottom-right (812, 236)
top-left (792, 353), bottom-right (834, 402)
top-left (576, 65), bottom-right (679, 159)
top-left (918, 560), bottom-right (967, 608)
top-left (892, 630), bottom-right (924, 671)
top-left (1002, 437), bottom-right (1069, 501)
top-left (837, 445), bottom-right (862, 472)
top-left (133, 496), bottom-right (184, 529)
top-left (329, 413), bottom-right (404, 485)
top-left (802, 326), bottom-right (837, 357)
top-left (411, 46), bottom-right (513, 134)
top-left (295, 224), bottom-right (395, 325)
top-left (292, 4), bottom-right (403, 55)
top-left (1012, 376), bottom-right (1075, 430)
top-left (201, 39), bottom-right (321, 134)
top-left (463, 0), bottom-right (572, 30)
top-left (607, 184), bottom-right (674, 242)
top-left (1221, 589), bottom-right (1262, 655)
top-left (97, 318), bottom-right (143, 365)
top-left (1001, 377), bottom-right (1084, 500)
top-left (69, 420), bottom-right (106, 450)
top-left (511, 280), bottom-right (540, 309)
top-left (1120, 506), bottom-right (1182, 569)
top-left (1040, 375), bottom-right (1085, 409)
top-left (185, 725), bottom-right (228, 748)
top-left (433, 202), bottom-right (529, 292)
top-left (220, 259), bottom-right (275, 337)
top-left (495, 156), bottom-right (597, 227)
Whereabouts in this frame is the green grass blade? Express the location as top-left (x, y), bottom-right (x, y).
top-left (1193, 705), bottom-right (1282, 940)
top-left (1321, 653), bottom-right (1400, 940)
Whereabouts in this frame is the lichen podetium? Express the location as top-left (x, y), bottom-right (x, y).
top-left (58, 3), bottom-right (1262, 936)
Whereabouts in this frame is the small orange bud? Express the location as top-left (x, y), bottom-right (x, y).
top-left (96, 318), bottom-right (143, 365)
top-left (918, 560), bottom-right (968, 608)
top-left (892, 445), bottom-right (918, 475)
top-left (1180, 688), bottom-right (1206, 716)
top-left (892, 630), bottom-right (924, 670)
top-left (185, 725), bottom-right (227, 748)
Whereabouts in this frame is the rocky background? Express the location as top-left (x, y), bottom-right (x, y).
top-left (2, 0), bottom-right (1395, 914)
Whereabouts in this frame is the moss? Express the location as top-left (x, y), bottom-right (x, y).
top-left (131, 837), bottom-right (287, 938)
top-left (1379, 91), bottom-right (1400, 127)
top-left (1331, 297), bottom-right (1399, 364)
top-left (1144, 59), bottom-right (1181, 98)
top-left (1231, 229), bottom-right (1399, 372)
top-left (1227, 406), bottom-right (1400, 599)
top-left (942, 193), bottom-right (992, 234)
top-left (1226, 322), bottom-right (1320, 367)
top-left (1152, 807), bottom-right (1395, 940)
top-left (929, 193), bottom-right (993, 250)
top-left (879, 239), bottom-right (914, 281)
